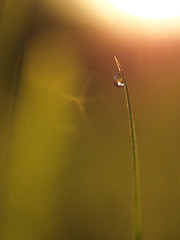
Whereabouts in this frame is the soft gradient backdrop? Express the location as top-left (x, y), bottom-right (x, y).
top-left (0, 1), bottom-right (180, 240)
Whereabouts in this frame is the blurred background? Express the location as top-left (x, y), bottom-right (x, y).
top-left (0, 0), bottom-right (180, 239)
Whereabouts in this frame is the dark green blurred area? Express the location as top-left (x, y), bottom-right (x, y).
top-left (0, 1), bottom-right (180, 240)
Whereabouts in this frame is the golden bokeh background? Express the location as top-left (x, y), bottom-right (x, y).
top-left (0, 1), bottom-right (180, 240)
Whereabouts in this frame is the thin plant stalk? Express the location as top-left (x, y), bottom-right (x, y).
top-left (114, 56), bottom-right (141, 240)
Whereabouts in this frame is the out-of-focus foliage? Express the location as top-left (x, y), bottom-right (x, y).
top-left (1, 1), bottom-right (180, 240)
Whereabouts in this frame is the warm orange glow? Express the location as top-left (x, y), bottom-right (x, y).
top-left (108, 0), bottom-right (180, 19)
top-left (45, 0), bottom-right (180, 36)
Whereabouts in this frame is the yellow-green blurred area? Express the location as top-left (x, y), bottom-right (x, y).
top-left (1, 0), bottom-right (180, 240)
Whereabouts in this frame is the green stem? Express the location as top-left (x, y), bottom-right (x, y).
top-left (114, 57), bottom-right (141, 240)
top-left (124, 83), bottom-right (141, 240)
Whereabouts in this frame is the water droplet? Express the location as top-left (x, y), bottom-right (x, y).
top-left (113, 71), bottom-right (125, 88)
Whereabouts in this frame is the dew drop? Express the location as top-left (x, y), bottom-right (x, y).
top-left (113, 71), bottom-right (125, 88)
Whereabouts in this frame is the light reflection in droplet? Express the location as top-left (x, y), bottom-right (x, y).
top-left (113, 71), bottom-right (125, 88)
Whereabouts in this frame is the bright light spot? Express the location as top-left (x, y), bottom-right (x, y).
top-left (108, 0), bottom-right (180, 19)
